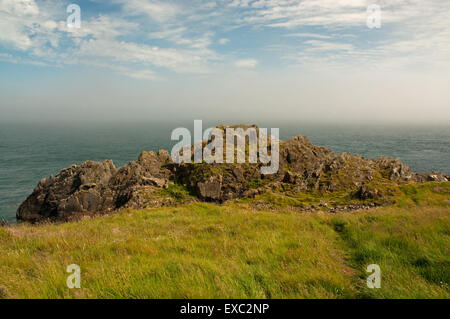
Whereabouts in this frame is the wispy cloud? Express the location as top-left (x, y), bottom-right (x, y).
top-left (218, 38), bottom-right (230, 45)
top-left (284, 33), bottom-right (332, 39)
top-left (0, 0), bottom-right (449, 80)
top-left (235, 58), bottom-right (258, 68)
top-left (115, 0), bottom-right (180, 22)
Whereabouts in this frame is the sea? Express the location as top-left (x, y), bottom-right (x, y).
top-left (1, 121), bottom-right (449, 223)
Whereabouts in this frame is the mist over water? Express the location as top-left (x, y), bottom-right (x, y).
top-left (1, 121), bottom-right (449, 223)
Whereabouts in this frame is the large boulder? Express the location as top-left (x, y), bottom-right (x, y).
top-left (17, 151), bottom-right (173, 222)
top-left (197, 175), bottom-right (222, 201)
top-left (17, 160), bottom-right (116, 222)
top-left (376, 157), bottom-right (413, 181)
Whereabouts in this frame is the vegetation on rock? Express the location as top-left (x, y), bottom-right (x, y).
top-left (17, 125), bottom-right (449, 223)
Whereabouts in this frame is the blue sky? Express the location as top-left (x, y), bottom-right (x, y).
top-left (0, 0), bottom-right (449, 123)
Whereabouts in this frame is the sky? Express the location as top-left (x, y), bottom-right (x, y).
top-left (0, 0), bottom-right (449, 124)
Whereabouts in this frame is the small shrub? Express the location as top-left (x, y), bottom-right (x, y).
top-left (162, 184), bottom-right (192, 201)
top-left (332, 218), bottom-right (347, 233)
top-left (247, 178), bottom-right (264, 189)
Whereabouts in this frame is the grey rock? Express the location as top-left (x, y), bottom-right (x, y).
top-left (197, 175), bottom-right (222, 201)
top-left (17, 125), bottom-right (449, 223)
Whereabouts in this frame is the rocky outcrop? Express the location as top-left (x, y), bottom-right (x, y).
top-left (17, 125), bottom-right (449, 223)
top-left (412, 172), bottom-right (449, 183)
top-left (197, 175), bottom-right (223, 201)
top-left (17, 151), bottom-right (172, 222)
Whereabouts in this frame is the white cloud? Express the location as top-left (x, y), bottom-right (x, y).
top-left (235, 59), bottom-right (258, 68)
top-left (0, 0), bottom-right (221, 78)
top-left (64, 15), bottom-right (138, 39)
top-left (0, 0), bottom-right (41, 50)
top-left (241, 0), bottom-right (450, 71)
top-left (118, 68), bottom-right (159, 81)
top-left (0, 0), bottom-right (39, 16)
top-left (116, 0), bottom-right (180, 22)
top-left (1, 0), bottom-right (449, 81)
top-left (229, 0), bottom-right (252, 8)
top-left (303, 40), bottom-right (354, 53)
top-left (284, 33), bottom-right (332, 39)
top-left (149, 27), bottom-right (186, 39)
top-left (77, 38), bottom-right (213, 74)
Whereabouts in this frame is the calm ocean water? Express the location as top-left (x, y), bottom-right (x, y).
top-left (1, 121), bottom-right (449, 223)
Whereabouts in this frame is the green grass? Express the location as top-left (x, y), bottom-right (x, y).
top-left (397, 182), bottom-right (450, 208)
top-left (158, 183), bottom-right (196, 202)
top-left (239, 181), bottom-right (450, 211)
top-left (0, 183), bottom-right (449, 299)
top-left (330, 208), bottom-right (449, 298)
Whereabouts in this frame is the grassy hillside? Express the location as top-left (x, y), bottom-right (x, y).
top-left (0, 182), bottom-right (449, 299)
